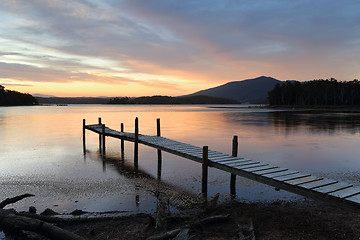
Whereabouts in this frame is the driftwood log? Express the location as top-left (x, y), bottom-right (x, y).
top-left (0, 194), bottom-right (85, 240)
top-left (146, 214), bottom-right (230, 240)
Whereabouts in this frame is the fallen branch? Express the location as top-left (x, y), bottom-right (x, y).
top-left (0, 193), bottom-right (35, 209)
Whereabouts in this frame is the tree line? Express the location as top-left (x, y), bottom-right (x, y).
top-left (0, 85), bottom-right (38, 106)
top-left (268, 78), bottom-right (360, 105)
top-left (108, 95), bottom-right (239, 104)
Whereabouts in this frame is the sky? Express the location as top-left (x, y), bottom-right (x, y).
top-left (1, 0), bottom-right (360, 97)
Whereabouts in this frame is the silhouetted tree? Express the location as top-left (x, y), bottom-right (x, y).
top-left (268, 79), bottom-right (360, 106)
top-left (0, 85), bottom-right (38, 106)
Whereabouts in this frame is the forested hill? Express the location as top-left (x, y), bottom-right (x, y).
top-left (36, 95), bottom-right (238, 105)
top-left (0, 85), bottom-right (38, 106)
top-left (108, 95), bottom-right (239, 104)
top-left (268, 79), bottom-right (360, 105)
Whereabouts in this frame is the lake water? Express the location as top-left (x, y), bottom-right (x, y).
top-left (1, 105), bottom-right (360, 214)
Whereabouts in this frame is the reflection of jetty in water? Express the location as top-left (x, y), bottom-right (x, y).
top-left (86, 150), bottom-right (200, 211)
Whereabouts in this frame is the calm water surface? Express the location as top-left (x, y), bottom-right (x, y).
top-left (1, 105), bottom-right (360, 214)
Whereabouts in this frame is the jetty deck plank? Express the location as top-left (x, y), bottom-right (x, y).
top-left (285, 176), bottom-right (323, 186)
top-left (297, 178), bottom-right (338, 189)
top-left (329, 186), bottom-right (360, 198)
top-left (313, 182), bottom-right (353, 194)
top-left (262, 170), bottom-right (299, 178)
top-left (273, 173), bottom-right (311, 182)
top-left (255, 167), bottom-right (288, 175)
top-left (85, 123), bottom-right (360, 210)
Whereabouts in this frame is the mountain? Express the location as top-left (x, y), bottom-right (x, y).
top-left (186, 76), bottom-right (282, 103)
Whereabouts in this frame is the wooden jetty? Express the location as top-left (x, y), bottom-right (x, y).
top-left (83, 117), bottom-right (360, 210)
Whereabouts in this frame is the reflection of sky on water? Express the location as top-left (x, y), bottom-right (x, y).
top-left (1, 105), bottom-right (360, 213)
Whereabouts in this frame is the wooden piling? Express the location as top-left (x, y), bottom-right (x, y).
top-left (202, 146), bottom-right (209, 200)
top-left (121, 123), bottom-right (124, 159)
top-left (157, 149), bottom-right (162, 180)
top-left (134, 117), bottom-right (139, 171)
top-left (82, 119), bottom-right (86, 154)
top-left (102, 124), bottom-right (106, 156)
top-left (98, 117), bottom-right (102, 151)
top-left (157, 118), bottom-right (162, 180)
top-left (157, 118), bottom-right (161, 136)
top-left (230, 136), bottom-right (238, 197)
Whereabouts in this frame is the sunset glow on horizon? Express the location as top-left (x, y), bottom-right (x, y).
top-left (1, 0), bottom-right (360, 97)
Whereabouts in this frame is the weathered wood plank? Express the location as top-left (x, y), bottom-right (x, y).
top-left (297, 178), bottom-right (338, 189)
top-left (235, 163), bottom-right (267, 170)
top-left (152, 141), bottom-right (181, 147)
top-left (190, 151), bottom-right (230, 158)
top-left (216, 159), bottom-right (249, 165)
top-left (178, 149), bottom-right (203, 155)
top-left (210, 155), bottom-right (235, 160)
top-left (329, 186), bottom-right (360, 198)
top-left (345, 193), bottom-right (360, 204)
top-left (255, 167), bottom-right (288, 175)
top-left (207, 152), bottom-right (230, 158)
top-left (217, 157), bottom-right (247, 163)
top-left (273, 173), bottom-right (311, 182)
top-left (262, 170), bottom-right (299, 179)
top-left (226, 160), bottom-right (259, 167)
top-left (172, 146), bottom-right (201, 151)
top-left (285, 176), bottom-right (323, 186)
top-left (173, 149), bottom-right (202, 155)
top-left (243, 165), bottom-right (278, 173)
top-left (209, 156), bottom-right (240, 162)
top-left (313, 182), bottom-right (353, 194)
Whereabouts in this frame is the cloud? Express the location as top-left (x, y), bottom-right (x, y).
top-left (1, 83), bottom-right (33, 87)
top-left (0, 0), bottom-right (360, 96)
top-left (0, 62), bottom-right (134, 84)
top-left (137, 79), bottom-right (183, 91)
top-left (120, 0), bottom-right (360, 78)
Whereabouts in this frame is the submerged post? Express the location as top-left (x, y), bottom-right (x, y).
top-left (156, 118), bottom-right (162, 180)
top-left (102, 124), bottom-right (106, 157)
top-left (202, 146), bottom-right (209, 200)
top-left (121, 123), bottom-right (124, 160)
top-left (230, 136), bottom-right (238, 197)
top-left (82, 119), bottom-right (86, 154)
top-left (134, 117), bottom-right (139, 171)
top-left (98, 117), bottom-right (102, 152)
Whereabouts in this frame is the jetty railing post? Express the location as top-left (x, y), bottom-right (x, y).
top-left (230, 136), bottom-right (238, 197)
top-left (121, 123), bottom-right (125, 160)
top-left (134, 117), bottom-right (139, 172)
top-left (82, 119), bottom-right (86, 155)
top-left (157, 118), bottom-right (161, 137)
top-left (202, 146), bottom-right (209, 200)
top-left (102, 124), bottom-right (106, 157)
top-left (98, 117), bottom-right (102, 152)
top-left (156, 118), bottom-right (162, 180)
